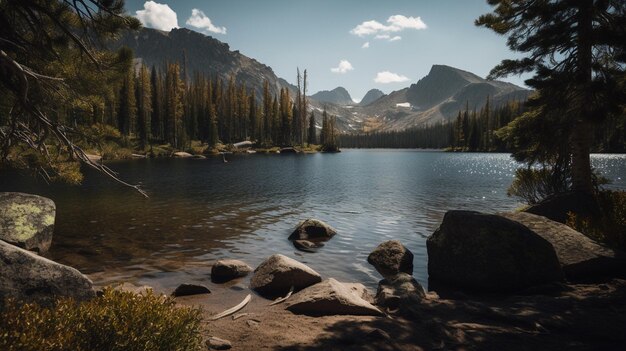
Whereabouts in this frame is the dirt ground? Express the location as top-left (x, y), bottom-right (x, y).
top-left (177, 278), bottom-right (626, 351)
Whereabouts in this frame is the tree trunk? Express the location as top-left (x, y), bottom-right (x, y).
top-left (571, 0), bottom-right (595, 195)
top-left (570, 120), bottom-right (594, 194)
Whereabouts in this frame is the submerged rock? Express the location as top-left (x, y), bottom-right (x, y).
top-left (172, 284), bottom-right (211, 297)
top-left (502, 212), bottom-right (626, 281)
top-left (286, 278), bottom-right (383, 316)
top-left (292, 239), bottom-right (325, 252)
top-left (250, 254), bottom-right (321, 298)
top-left (211, 259), bottom-right (253, 283)
top-left (427, 210), bottom-right (564, 292)
top-left (0, 240), bottom-right (95, 305)
top-left (367, 240), bottom-right (414, 278)
top-left (0, 192), bottom-right (56, 253)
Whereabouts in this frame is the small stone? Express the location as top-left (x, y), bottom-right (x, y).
top-left (172, 284), bottom-right (211, 297)
top-left (288, 219), bottom-right (337, 242)
top-left (211, 259), bottom-right (253, 283)
top-left (206, 336), bottom-right (232, 350)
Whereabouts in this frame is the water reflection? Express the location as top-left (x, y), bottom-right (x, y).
top-left (1, 151), bottom-right (624, 292)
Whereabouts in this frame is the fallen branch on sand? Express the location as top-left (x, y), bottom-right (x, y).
top-left (211, 294), bottom-right (252, 321)
top-left (269, 286), bottom-right (294, 306)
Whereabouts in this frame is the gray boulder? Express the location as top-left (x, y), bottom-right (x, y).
top-left (375, 273), bottom-right (425, 309)
top-left (0, 240), bottom-right (95, 305)
top-left (502, 212), bottom-right (626, 281)
top-left (0, 192), bottom-right (55, 253)
top-left (286, 278), bottom-right (383, 316)
top-left (427, 211), bottom-right (564, 292)
top-left (288, 219), bottom-right (337, 242)
top-left (250, 254), bottom-right (322, 298)
top-left (211, 259), bottom-right (253, 283)
top-left (367, 240), bottom-right (414, 278)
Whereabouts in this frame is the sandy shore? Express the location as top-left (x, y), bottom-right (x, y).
top-left (173, 278), bottom-right (626, 351)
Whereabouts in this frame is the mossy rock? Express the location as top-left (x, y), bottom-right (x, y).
top-left (0, 192), bottom-right (55, 253)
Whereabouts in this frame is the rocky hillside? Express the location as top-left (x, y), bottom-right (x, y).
top-left (310, 87), bottom-right (354, 106)
top-left (111, 27), bottom-right (296, 102)
top-left (358, 65), bottom-right (531, 130)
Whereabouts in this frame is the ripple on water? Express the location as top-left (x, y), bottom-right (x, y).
top-left (0, 150), bottom-right (624, 292)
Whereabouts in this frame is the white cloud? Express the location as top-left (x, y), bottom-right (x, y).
top-left (374, 71), bottom-right (410, 84)
top-left (136, 1), bottom-right (178, 31)
top-left (331, 60), bottom-right (354, 74)
top-left (389, 36), bottom-right (402, 42)
top-left (186, 9), bottom-right (226, 34)
top-left (375, 34), bottom-right (390, 40)
top-left (361, 42), bottom-right (370, 49)
top-left (350, 15), bottom-right (427, 37)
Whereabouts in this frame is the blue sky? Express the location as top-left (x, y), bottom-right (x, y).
top-left (126, 0), bottom-right (528, 102)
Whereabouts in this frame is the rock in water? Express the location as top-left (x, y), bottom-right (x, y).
top-left (173, 151), bottom-right (193, 158)
top-left (0, 192), bottom-right (55, 253)
top-left (375, 273), bottom-right (425, 309)
top-left (288, 219), bottom-right (337, 242)
top-left (250, 254), bottom-right (321, 298)
top-left (211, 259), bottom-right (253, 283)
top-left (502, 212), bottom-right (626, 281)
top-left (367, 240), bottom-right (414, 278)
top-left (171, 284), bottom-right (211, 297)
top-left (287, 278), bottom-right (383, 316)
top-left (292, 240), bottom-right (325, 252)
top-left (0, 240), bottom-right (95, 305)
top-left (206, 336), bottom-right (232, 350)
top-left (427, 211), bottom-right (564, 292)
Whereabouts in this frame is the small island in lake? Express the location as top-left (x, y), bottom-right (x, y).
top-left (1, 1), bottom-right (625, 350)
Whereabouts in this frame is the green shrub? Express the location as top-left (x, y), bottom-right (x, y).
top-left (0, 288), bottom-right (203, 351)
top-left (567, 190), bottom-right (626, 250)
top-left (507, 167), bottom-right (569, 204)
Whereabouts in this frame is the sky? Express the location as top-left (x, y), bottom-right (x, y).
top-left (125, 0), bottom-right (528, 102)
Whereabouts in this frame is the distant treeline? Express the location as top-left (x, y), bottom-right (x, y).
top-left (59, 54), bottom-right (339, 151)
top-left (341, 98), bottom-right (626, 152)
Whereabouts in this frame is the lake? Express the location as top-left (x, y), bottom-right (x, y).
top-left (2, 150), bottom-right (625, 292)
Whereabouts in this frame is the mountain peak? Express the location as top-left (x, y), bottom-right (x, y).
top-left (359, 89), bottom-right (385, 106)
top-left (311, 86), bottom-right (354, 105)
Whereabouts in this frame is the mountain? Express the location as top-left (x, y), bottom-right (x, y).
top-left (359, 89), bottom-right (386, 106)
top-left (352, 65), bottom-right (531, 130)
top-left (111, 27), bottom-right (295, 102)
top-left (310, 87), bottom-right (354, 106)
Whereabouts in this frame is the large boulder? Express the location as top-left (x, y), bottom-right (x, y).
top-left (211, 259), bottom-right (252, 283)
top-left (250, 254), bottom-right (322, 298)
top-left (427, 211), bottom-right (564, 292)
top-left (286, 278), bottom-right (383, 316)
top-left (0, 192), bottom-right (55, 253)
top-left (0, 240), bottom-right (95, 306)
top-left (367, 240), bottom-right (414, 278)
top-left (375, 273), bottom-right (426, 310)
top-left (288, 219), bottom-right (337, 242)
top-left (502, 212), bottom-right (626, 281)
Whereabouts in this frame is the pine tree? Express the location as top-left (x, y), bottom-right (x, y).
top-left (117, 67), bottom-right (136, 136)
top-left (136, 64), bottom-right (152, 148)
top-left (150, 66), bottom-right (164, 141)
top-left (476, 0), bottom-right (626, 195)
top-left (308, 111), bottom-right (317, 145)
